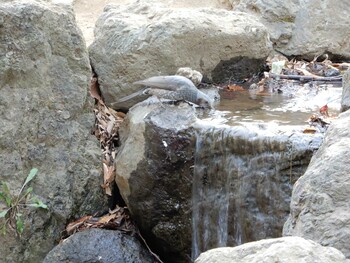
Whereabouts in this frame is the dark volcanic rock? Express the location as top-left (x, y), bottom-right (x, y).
top-left (115, 99), bottom-right (322, 262)
top-left (43, 229), bottom-right (154, 263)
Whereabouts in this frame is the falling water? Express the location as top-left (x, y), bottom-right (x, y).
top-left (191, 124), bottom-right (322, 260)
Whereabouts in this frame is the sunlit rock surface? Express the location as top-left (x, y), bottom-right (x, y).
top-left (341, 68), bottom-right (350, 112)
top-left (195, 236), bottom-right (350, 263)
top-left (89, 0), bottom-right (272, 109)
top-left (0, 1), bottom-right (108, 262)
top-left (283, 109), bottom-right (350, 258)
top-left (233, 0), bottom-right (350, 59)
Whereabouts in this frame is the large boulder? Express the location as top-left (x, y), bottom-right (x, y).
top-left (341, 68), bottom-right (350, 112)
top-left (233, 0), bottom-right (350, 58)
top-left (115, 100), bottom-right (197, 263)
top-left (283, 110), bottom-right (350, 258)
top-left (195, 236), bottom-right (350, 263)
top-left (43, 229), bottom-right (154, 263)
top-left (115, 99), bottom-right (322, 262)
top-left (0, 1), bottom-right (108, 262)
top-left (89, 0), bottom-right (272, 109)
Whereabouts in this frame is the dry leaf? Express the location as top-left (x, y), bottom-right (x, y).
top-left (66, 215), bottom-right (92, 235)
top-left (89, 77), bottom-right (102, 102)
top-left (303, 127), bottom-right (317, 134)
top-left (97, 213), bottom-right (117, 224)
top-left (227, 84), bottom-right (244, 91)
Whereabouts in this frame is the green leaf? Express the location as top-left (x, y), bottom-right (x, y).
top-left (16, 214), bottom-right (24, 236)
top-left (1, 182), bottom-right (10, 195)
top-left (28, 200), bottom-right (48, 210)
top-left (1, 224), bottom-right (6, 236)
top-left (23, 168), bottom-right (38, 188)
top-left (18, 187), bottom-right (33, 204)
top-left (1, 183), bottom-right (12, 207)
top-left (24, 187), bottom-right (33, 195)
top-left (0, 208), bottom-right (10, 218)
top-left (0, 192), bottom-right (5, 202)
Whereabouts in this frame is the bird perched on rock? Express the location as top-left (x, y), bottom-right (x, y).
top-left (116, 75), bottom-right (214, 109)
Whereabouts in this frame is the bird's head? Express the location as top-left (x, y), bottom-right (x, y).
top-left (197, 92), bottom-right (214, 109)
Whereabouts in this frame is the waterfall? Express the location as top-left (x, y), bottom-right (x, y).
top-left (191, 124), bottom-right (321, 260)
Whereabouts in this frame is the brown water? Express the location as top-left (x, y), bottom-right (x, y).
top-left (206, 84), bottom-right (342, 128)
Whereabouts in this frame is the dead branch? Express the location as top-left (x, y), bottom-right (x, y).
top-left (268, 73), bottom-right (342, 82)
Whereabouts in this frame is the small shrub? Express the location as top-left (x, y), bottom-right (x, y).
top-left (0, 168), bottom-right (48, 237)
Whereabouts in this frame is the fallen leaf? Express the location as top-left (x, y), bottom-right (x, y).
top-left (303, 127), bottom-right (317, 134)
top-left (97, 213), bottom-right (117, 224)
top-left (227, 84), bottom-right (244, 91)
top-left (89, 77), bottom-right (102, 102)
top-left (66, 215), bottom-right (92, 235)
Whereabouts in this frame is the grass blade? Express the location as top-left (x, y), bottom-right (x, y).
top-left (18, 168), bottom-right (38, 196)
top-left (0, 208), bottom-right (10, 218)
top-left (16, 214), bottom-right (24, 236)
top-left (23, 168), bottom-right (38, 188)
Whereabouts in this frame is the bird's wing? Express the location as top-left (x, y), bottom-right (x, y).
top-left (133, 75), bottom-right (197, 91)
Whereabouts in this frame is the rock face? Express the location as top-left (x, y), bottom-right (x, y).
top-left (195, 236), bottom-right (350, 263)
top-left (89, 0), bottom-right (272, 109)
top-left (341, 69), bottom-right (350, 112)
top-left (0, 1), bottom-right (108, 262)
top-left (115, 100), bottom-right (197, 263)
top-left (115, 100), bottom-right (322, 262)
top-left (43, 229), bottom-right (154, 263)
top-left (233, 0), bottom-right (350, 58)
top-left (283, 109), bottom-right (350, 258)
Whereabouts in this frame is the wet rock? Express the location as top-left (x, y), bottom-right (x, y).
top-left (115, 100), bottom-right (197, 263)
top-left (191, 125), bottom-right (322, 260)
top-left (89, 0), bottom-right (272, 109)
top-left (283, 109), bottom-right (350, 258)
top-left (115, 100), bottom-right (322, 262)
top-left (43, 229), bottom-right (154, 263)
top-left (234, 0), bottom-right (350, 59)
top-left (341, 69), bottom-right (350, 112)
top-left (0, 1), bottom-right (108, 262)
top-left (195, 236), bottom-right (350, 263)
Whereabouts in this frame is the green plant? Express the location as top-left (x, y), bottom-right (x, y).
top-left (0, 168), bottom-right (48, 237)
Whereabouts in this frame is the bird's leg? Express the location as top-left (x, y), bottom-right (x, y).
top-left (173, 99), bottom-right (195, 108)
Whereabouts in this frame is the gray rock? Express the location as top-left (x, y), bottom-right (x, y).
top-left (89, 0), bottom-right (272, 109)
top-left (0, 1), bottom-right (108, 262)
top-left (176, 67), bottom-right (203, 86)
top-left (195, 236), bottom-right (350, 263)
top-left (341, 69), bottom-right (350, 112)
top-left (43, 229), bottom-right (154, 263)
top-left (234, 0), bottom-right (350, 58)
top-left (115, 101), bottom-right (322, 262)
top-left (283, 110), bottom-right (350, 258)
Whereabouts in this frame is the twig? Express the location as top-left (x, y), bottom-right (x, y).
top-left (136, 229), bottom-right (164, 263)
top-left (269, 73), bottom-right (342, 82)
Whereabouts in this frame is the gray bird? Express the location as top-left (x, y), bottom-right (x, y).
top-left (116, 75), bottom-right (214, 108)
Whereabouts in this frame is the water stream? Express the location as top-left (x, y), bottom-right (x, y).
top-left (191, 82), bottom-right (342, 260)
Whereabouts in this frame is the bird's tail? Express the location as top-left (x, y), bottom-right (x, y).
top-left (115, 89), bottom-right (145, 103)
